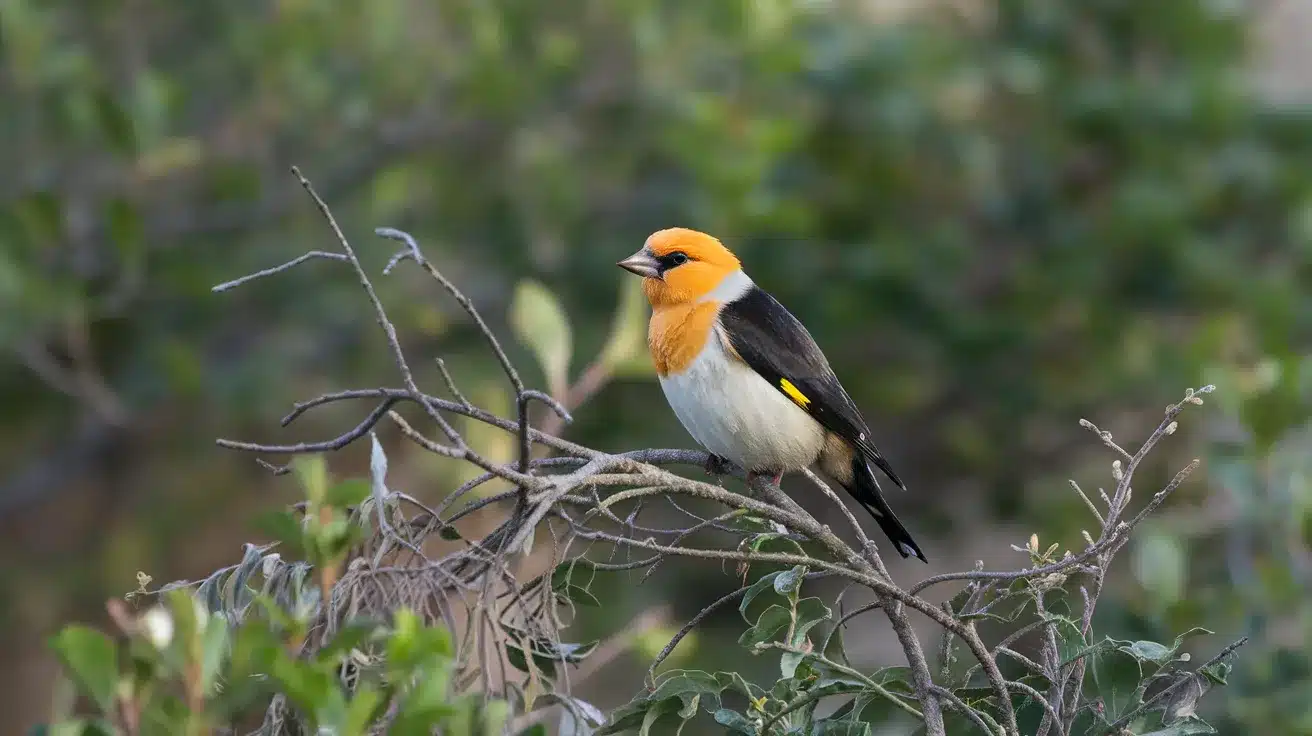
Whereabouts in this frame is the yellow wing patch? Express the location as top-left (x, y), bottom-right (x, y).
top-left (779, 378), bottom-right (811, 409)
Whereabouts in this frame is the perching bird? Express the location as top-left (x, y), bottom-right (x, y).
top-left (617, 228), bottom-right (926, 562)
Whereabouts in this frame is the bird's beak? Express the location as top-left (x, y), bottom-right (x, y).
top-left (616, 249), bottom-right (661, 279)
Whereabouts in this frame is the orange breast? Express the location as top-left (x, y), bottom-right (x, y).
top-left (649, 302), bottom-right (721, 376)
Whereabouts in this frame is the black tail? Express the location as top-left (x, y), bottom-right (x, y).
top-left (844, 459), bottom-right (927, 563)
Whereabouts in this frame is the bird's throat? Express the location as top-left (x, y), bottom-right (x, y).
top-left (648, 301), bottom-right (720, 376)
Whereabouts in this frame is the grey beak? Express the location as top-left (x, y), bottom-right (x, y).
top-left (617, 250), bottom-right (662, 279)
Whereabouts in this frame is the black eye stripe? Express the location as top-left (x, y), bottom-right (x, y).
top-left (656, 251), bottom-right (691, 272)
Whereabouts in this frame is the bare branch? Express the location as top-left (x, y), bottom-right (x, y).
top-left (210, 251), bottom-right (349, 292)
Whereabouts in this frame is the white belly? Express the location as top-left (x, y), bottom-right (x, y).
top-left (658, 330), bottom-right (825, 472)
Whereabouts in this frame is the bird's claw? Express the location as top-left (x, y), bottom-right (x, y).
top-left (704, 453), bottom-right (732, 478)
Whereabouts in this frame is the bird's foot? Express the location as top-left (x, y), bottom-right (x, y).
top-left (745, 470), bottom-right (784, 491)
top-left (704, 453), bottom-right (733, 479)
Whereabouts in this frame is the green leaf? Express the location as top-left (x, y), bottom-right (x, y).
top-left (532, 693), bottom-right (606, 727)
top-left (544, 639), bottom-right (598, 663)
top-left (226, 621), bottom-right (281, 683)
top-left (773, 565), bottom-right (807, 599)
top-left (196, 572), bottom-right (225, 616)
top-left (822, 613), bottom-right (847, 664)
top-left (638, 696), bottom-right (680, 736)
top-left (779, 599), bottom-right (832, 679)
top-left (597, 697), bottom-right (654, 735)
top-left (164, 588), bottom-right (204, 645)
top-left (1110, 627), bottom-right (1212, 670)
top-left (314, 517), bottom-right (366, 561)
top-left (676, 692), bottom-right (700, 719)
top-left (1140, 717), bottom-right (1218, 735)
top-left (316, 620), bottom-right (382, 664)
top-left (505, 643), bottom-right (543, 677)
top-left (780, 649), bottom-right (805, 679)
top-left (479, 699), bottom-right (511, 736)
top-left (1162, 673), bottom-right (1210, 724)
top-left (747, 532), bottom-right (807, 556)
top-left (1170, 627), bottom-right (1214, 652)
top-left (791, 597), bottom-right (833, 645)
top-left (714, 670), bottom-right (766, 701)
top-left (50, 627), bottom-right (119, 714)
top-left (1118, 640), bottom-right (1174, 664)
top-left (1199, 661), bottom-right (1231, 685)
top-left (325, 478), bottom-right (371, 508)
top-left (199, 616), bottom-right (228, 695)
top-left (438, 525), bottom-right (463, 541)
top-left (739, 604), bottom-right (791, 647)
top-left (293, 455), bottom-right (329, 504)
top-left (509, 279), bottom-right (573, 395)
top-left (225, 542), bottom-right (270, 613)
top-left (550, 559), bottom-right (601, 607)
top-left (647, 670), bottom-right (722, 714)
top-left (344, 684), bottom-right (386, 736)
top-left (271, 654), bottom-right (345, 726)
top-left (1091, 645), bottom-right (1144, 722)
top-left (713, 708), bottom-right (757, 734)
top-left (386, 609), bottom-right (454, 673)
top-left (739, 570), bottom-right (784, 620)
top-left (505, 637), bottom-right (595, 679)
top-left (812, 676), bottom-right (868, 698)
top-left (397, 659), bottom-right (456, 718)
top-left (254, 510), bottom-right (306, 557)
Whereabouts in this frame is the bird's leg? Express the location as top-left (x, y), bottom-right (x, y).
top-left (744, 470), bottom-right (785, 492)
top-left (745, 470), bottom-right (790, 535)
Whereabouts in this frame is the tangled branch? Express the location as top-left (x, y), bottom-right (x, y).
top-left (195, 168), bottom-right (1243, 735)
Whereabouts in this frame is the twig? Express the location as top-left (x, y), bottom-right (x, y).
top-left (932, 685), bottom-right (1002, 735)
top-left (757, 644), bottom-right (923, 733)
top-left (210, 251), bottom-right (349, 292)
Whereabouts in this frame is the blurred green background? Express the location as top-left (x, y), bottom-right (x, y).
top-left (2, 0), bottom-right (1310, 732)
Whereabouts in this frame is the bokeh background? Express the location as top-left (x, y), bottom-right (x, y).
top-left (3, 0), bottom-right (1311, 732)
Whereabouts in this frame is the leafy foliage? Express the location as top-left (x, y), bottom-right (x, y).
top-left (599, 557), bottom-right (1239, 735)
top-left (44, 479), bottom-right (524, 736)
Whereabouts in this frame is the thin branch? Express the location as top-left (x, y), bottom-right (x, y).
top-left (291, 168), bottom-right (465, 449)
top-left (210, 251), bottom-right (349, 292)
top-left (932, 685), bottom-right (1002, 735)
top-left (757, 644), bottom-right (923, 733)
top-left (647, 586), bottom-right (746, 684)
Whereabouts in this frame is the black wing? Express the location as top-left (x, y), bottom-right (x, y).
top-left (718, 286), bottom-right (906, 490)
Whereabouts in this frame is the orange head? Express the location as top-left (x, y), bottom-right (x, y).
top-left (616, 228), bottom-right (742, 306)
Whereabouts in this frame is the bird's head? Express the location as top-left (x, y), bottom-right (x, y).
top-left (617, 228), bottom-right (742, 307)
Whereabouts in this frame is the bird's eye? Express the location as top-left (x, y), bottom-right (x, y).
top-left (670, 252), bottom-right (689, 265)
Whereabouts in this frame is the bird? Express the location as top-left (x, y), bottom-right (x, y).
top-left (616, 227), bottom-right (926, 562)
